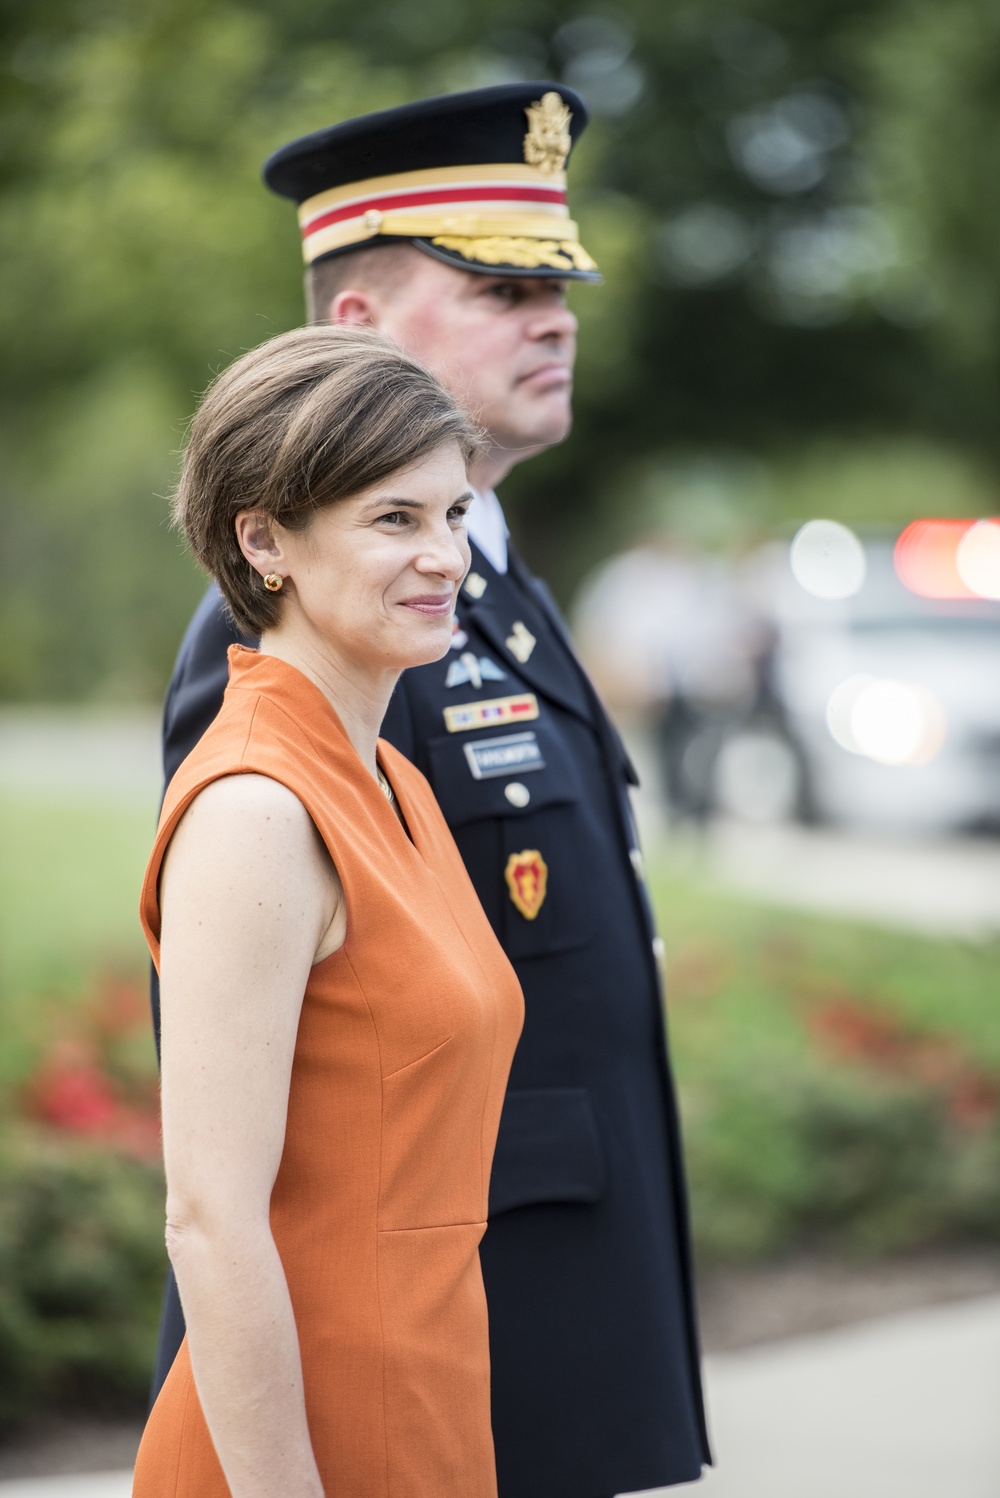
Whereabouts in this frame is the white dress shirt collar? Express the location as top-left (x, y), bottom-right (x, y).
top-left (465, 487), bottom-right (508, 575)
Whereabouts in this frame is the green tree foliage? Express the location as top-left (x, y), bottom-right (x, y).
top-left (1, 0), bottom-right (998, 698)
top-left (860, 0), bottom-right (1000, 377)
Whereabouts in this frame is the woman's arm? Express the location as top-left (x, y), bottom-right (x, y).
top-left (158, 773), bottom-right (343, 1498)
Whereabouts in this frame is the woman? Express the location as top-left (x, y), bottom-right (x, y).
top-left (133, 325), bottom-right (524, 1498)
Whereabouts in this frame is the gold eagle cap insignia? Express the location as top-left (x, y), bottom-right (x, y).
top-left (523, 92), bottom-right (572, 176)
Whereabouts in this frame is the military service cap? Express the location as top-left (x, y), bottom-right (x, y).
top-left (262, 83), bottom-right (599, 281)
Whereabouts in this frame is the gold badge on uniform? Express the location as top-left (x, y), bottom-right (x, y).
top-left (464, 572), bottom-right (488, 599)
top-left (505, 620), bottom-right (536, 663)
top-left (504, 849), bottom-right (548, 920)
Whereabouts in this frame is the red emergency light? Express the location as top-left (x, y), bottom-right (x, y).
top-left (894, 519), bottom-right (979, 599)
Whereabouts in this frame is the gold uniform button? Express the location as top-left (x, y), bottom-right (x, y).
top-left (504, 782), bottom-right (531, 808)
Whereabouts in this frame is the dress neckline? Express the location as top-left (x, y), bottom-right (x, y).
top-left (227, 645), bottom-right (417, 847)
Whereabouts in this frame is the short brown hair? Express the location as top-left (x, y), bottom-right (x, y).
top-left (173, 324), bottom-right (484, 635)
top-left (305, 243), bottom-right (417, 324)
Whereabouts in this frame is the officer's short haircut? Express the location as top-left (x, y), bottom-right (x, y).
top-left (306, 243), bottom-right (418, 324)
top-left (172, 323), bottom-right (485, 635)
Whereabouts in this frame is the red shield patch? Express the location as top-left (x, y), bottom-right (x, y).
top-left (504, 849), bottom-right (548, 921)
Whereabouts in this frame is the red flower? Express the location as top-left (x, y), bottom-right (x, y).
top-left (28, 1059), bottom-right (118, 1134)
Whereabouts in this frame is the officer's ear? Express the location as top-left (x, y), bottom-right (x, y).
top-left (331, 289), bottom-right (379, 327)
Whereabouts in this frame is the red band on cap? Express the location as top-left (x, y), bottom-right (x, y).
top-left (301, 183), bottom-right (567, 239)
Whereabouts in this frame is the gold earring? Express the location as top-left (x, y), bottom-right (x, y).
top-left (263, 573), bottom-right (283, 592)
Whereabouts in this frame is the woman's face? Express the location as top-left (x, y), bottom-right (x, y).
top-left (260, 442), bottom-right (472, 675)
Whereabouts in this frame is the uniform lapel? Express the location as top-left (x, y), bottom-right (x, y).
top-left (459, 543), bottom-right (593, 723)
top-left (506, 542), bottom-right (640, 789)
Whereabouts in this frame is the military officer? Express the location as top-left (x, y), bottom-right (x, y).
top-left (151, 84), bottom-right (710, 1497)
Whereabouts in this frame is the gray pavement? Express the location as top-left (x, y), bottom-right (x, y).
top-left (0, 1479), bottom-right (132, 1497)
top-left (4, 1294), bottom-right (998, 1498)
top-left (700, 817), bottom-right (1000, 940)
top-left (676, 1292), bottom-right (1000, 1497)
top-left (0, 708), bottom-right (160, 806)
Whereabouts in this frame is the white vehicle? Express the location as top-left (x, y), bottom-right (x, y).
top-left (745, 532), bottom-right (1000, 833)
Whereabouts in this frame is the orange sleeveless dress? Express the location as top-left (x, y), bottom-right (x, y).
top-left (133, 647), bottom-right (524, 1497)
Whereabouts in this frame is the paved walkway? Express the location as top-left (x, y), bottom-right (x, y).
top-left (676, 1292), bottom-right (1000, 1497)
top-left (0, 709), bottom-right (160, 806)
top-left (4, 1295), bottom-right (998, 1498)
top-left (701, 818), bottom-right (1000, 940)
top-left (0, 1479), bottom-right (132, 1496)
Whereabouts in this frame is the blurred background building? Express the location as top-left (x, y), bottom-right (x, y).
top-left (2, 1), bottom-right (999, 1492)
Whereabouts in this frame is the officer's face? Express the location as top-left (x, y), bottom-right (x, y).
top-left (250, 442), bottom-right (472, 676)
top-left (373, 256), bottom-right (577, 471)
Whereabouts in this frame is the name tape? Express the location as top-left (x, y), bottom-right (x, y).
top-left (463, 732), bottom-right (545, 780)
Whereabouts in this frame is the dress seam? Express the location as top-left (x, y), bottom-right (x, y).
top-left (381, 1033), bottom-right (454, 1080)
top-left (344, 944), bottom-right (392, 1498)
top-left (377, 1220), bottom-right (487, 1234)
top-left (171, 1371), bottom-right (193, 1498)
top-left (235, 694), bottom-right (262, 769)
top-left (418, 850), bottom-right (506, 1212)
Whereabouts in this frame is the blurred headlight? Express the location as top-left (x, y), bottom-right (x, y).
top-left (956, 519), bottom-right (1000, 600)
top-left (826, 675), bottom-right (946, 766)
top-left (790, 519), bottom-right (866, 599)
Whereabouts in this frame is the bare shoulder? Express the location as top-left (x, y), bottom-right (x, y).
top-left (162, 773), bottom-right (344, 961)
top-left (166, 773), bottom-right (330, 878)
top-left (179, 772), bottom-right (313, 830)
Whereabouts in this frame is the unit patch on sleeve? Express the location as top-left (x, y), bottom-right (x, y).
top-left (463, 731), bottom-right (545, 780)
top-left (504, 848), bottom-right (548, 920)
top-left (443, 693), bottom-right (539, 734)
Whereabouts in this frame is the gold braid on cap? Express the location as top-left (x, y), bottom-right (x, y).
top-left (431, 235), bottom-right (598, 272)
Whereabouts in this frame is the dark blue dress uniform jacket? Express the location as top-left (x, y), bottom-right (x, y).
top-left (152, 540), bottom-right (710, 1498)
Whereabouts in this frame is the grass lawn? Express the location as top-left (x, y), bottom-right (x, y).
top-left (650, 859), bottom-right (1000, 1071)
top-left (0, 793), bottom-right (153, 1085)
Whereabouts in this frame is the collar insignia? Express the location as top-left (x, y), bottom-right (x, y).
top-left (445, 652), bottom-right (507, 690)
top-left (505, 620), bottom-right (537, 663)
top-left (523, 93), bottom-right (572, 176)
top-left (464, 572), bottom-right (488, 599)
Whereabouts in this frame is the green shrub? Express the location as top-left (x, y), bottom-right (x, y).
top-left (0, 1128), bottom-right (165, 1430)
top-left (681, 1063), bottom-right (1000, 1262)
top-left (653, 865), bottom-right (1000, 1264)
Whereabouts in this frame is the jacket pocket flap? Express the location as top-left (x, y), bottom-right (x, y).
top-left (426, 719), bottom-right (583, 828)
top-left (488, 1087), bottom-right (606, 1216)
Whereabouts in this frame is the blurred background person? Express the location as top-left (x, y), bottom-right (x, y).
top-left (574, 532), bottom-right (766, 823)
